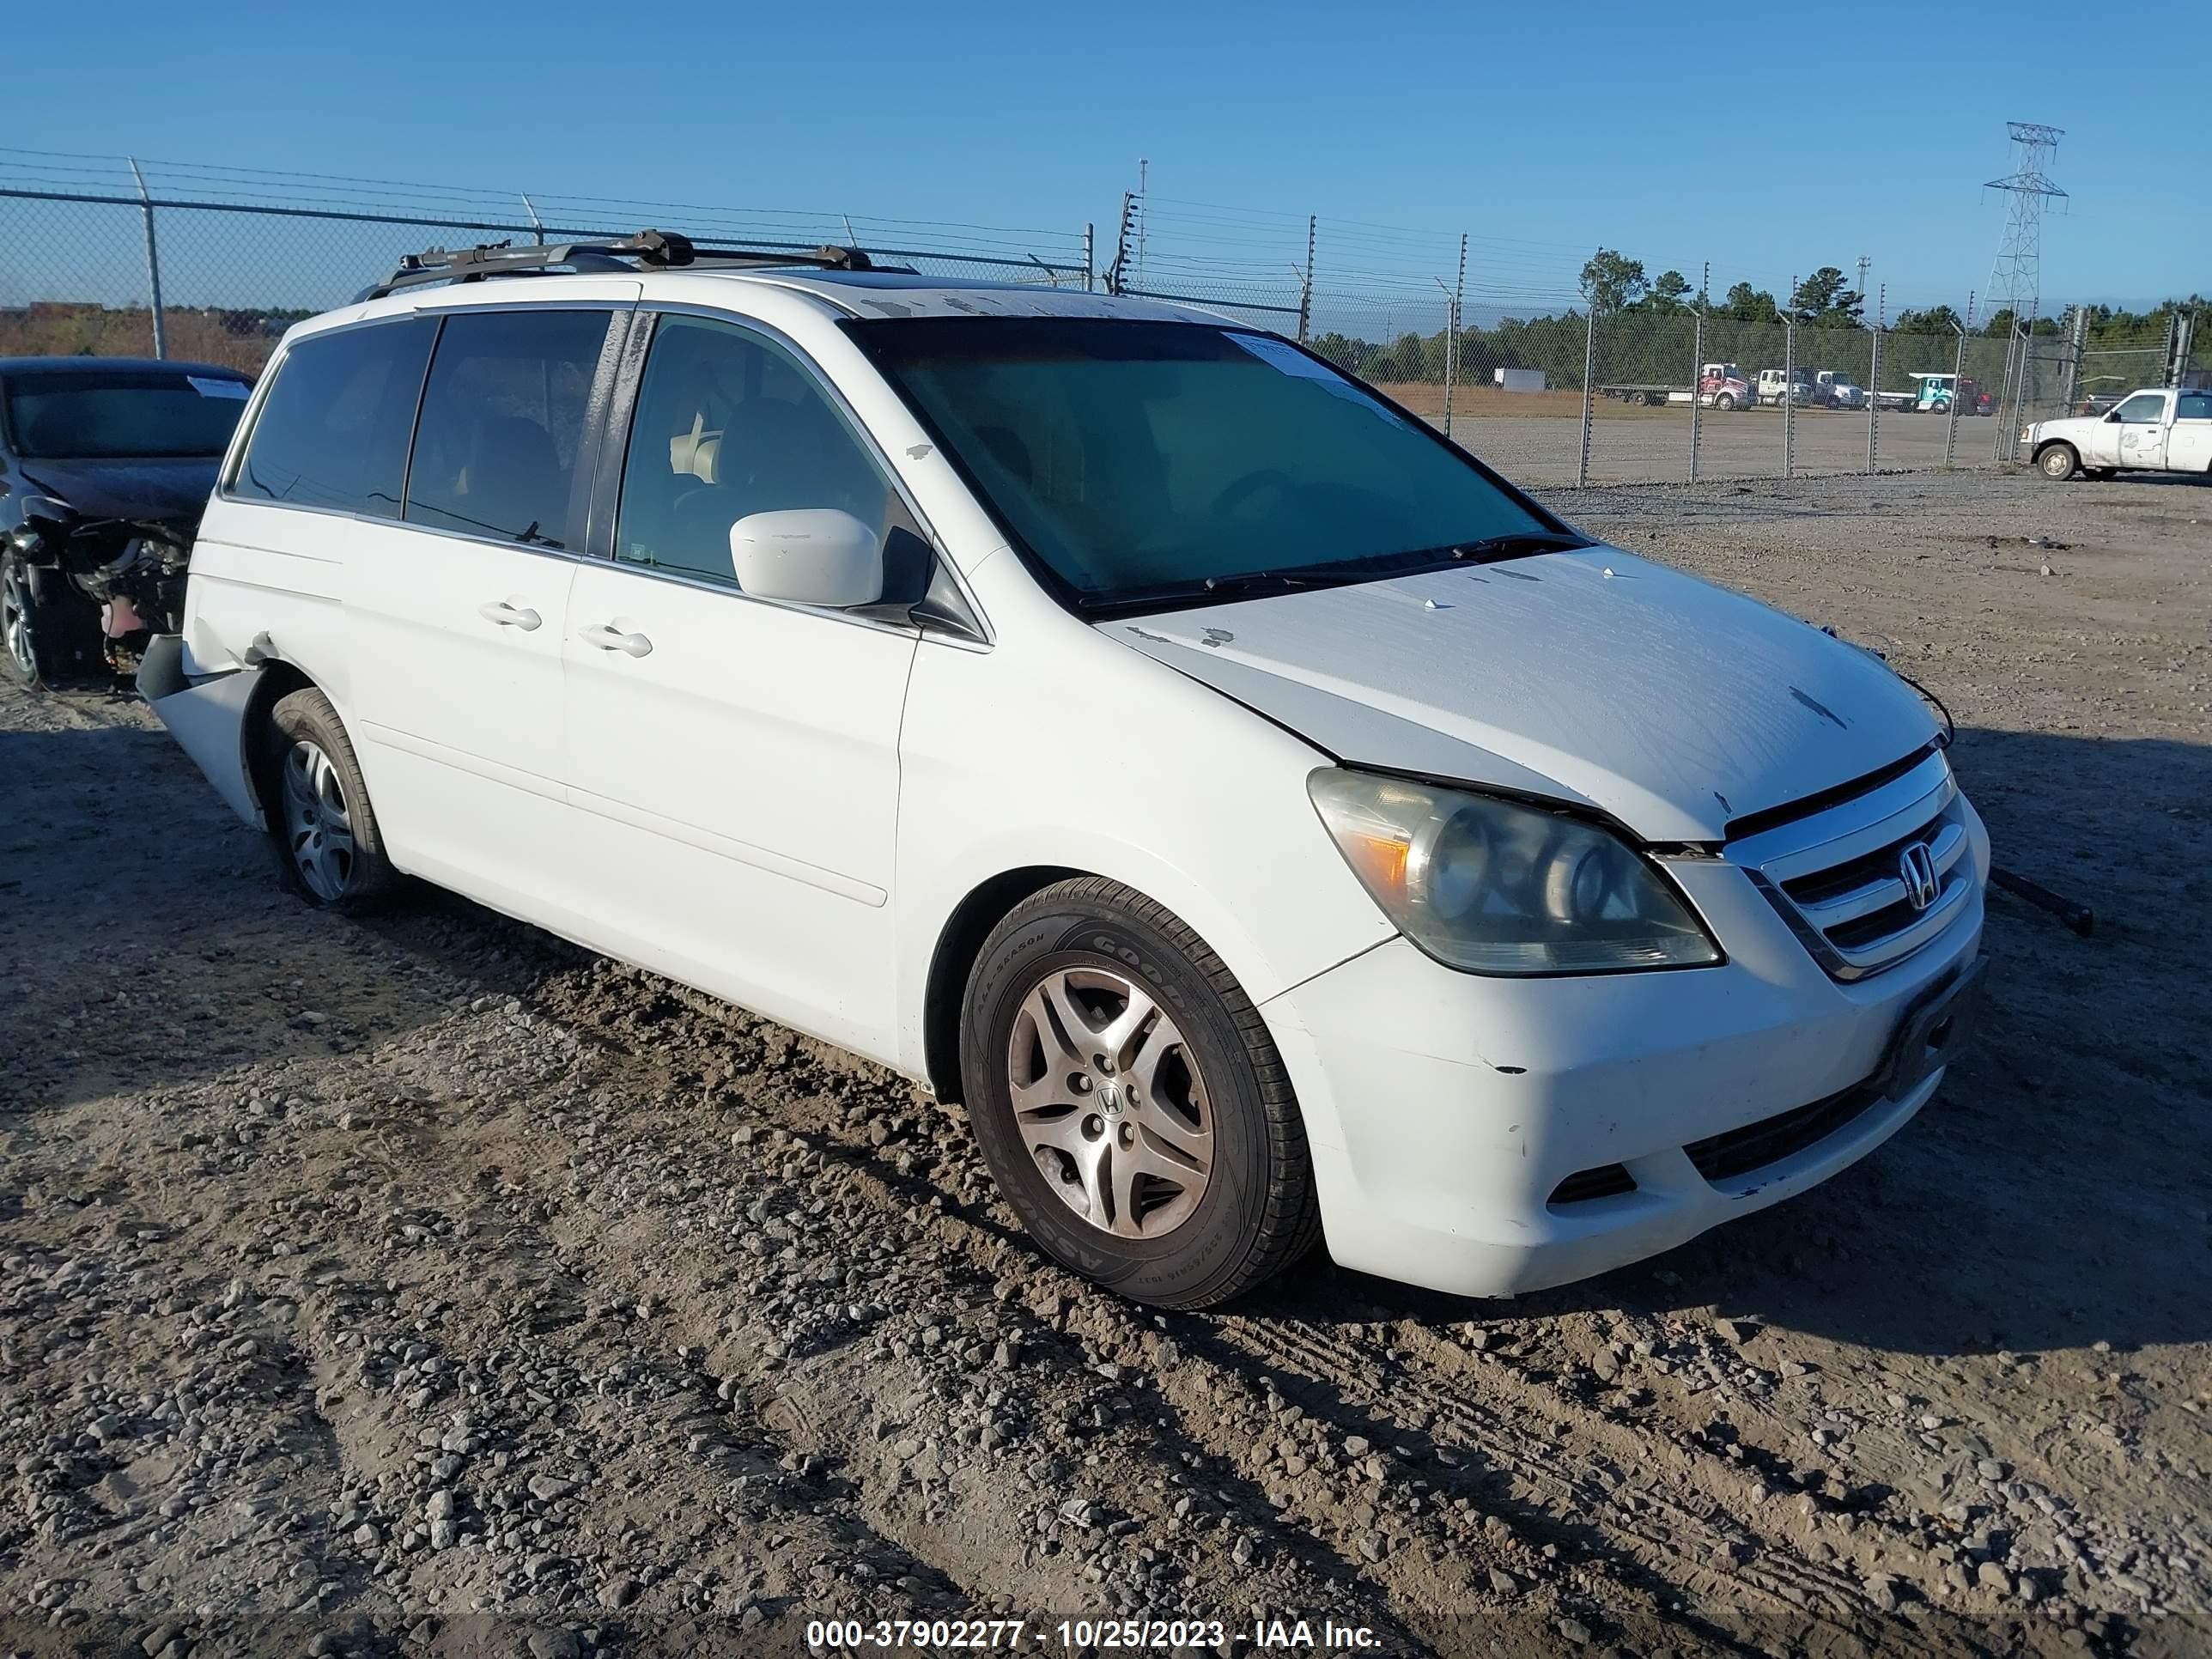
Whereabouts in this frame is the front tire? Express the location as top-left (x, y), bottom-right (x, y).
top-left (1714, 393), bottom-right (1736, 411)
top-left (0, 555), bottom-right (99, 687)
top-left (262, 687), bottom-right (398, 909)
top-left (2039, 444), bottom-right (2080, 482)
top-left (959, 878), bottom-right (1322, 1309)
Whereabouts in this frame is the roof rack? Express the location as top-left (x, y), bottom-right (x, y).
top-left (356, 228), bottom-right (878, 301)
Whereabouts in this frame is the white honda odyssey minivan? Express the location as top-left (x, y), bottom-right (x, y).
top-left (144, 232), bottom-right (1988, 1309)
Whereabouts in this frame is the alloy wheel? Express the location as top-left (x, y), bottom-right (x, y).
top-left (281, 738), bottom-right (358, 901)
top-left (1006, 966), bottom-right (1213, 1239)
top-left (1, 563), bottom-right (37, 679)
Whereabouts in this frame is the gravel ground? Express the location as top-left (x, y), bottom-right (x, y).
top-left (2, 468), bottom-right (2208, 1659)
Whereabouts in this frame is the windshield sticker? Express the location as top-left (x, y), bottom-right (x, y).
top-left (1229, 334), bottom-right (1409, 428)
top-left (1229, 333), bottom-right (1337, 380)
top-left (188, 376), bottom-right (250, 399)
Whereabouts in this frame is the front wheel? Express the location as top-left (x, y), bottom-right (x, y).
top-left (0, 555), bottom-right (98, 687)
top-left (2038, 444), bottom-right (2080, 482)
top-left (262, 687), bottom-right (399, 909)
top-left (1714, 393), bottom-right (1736, 411)
top-left (959, 878), bottom-right (1322, 1309)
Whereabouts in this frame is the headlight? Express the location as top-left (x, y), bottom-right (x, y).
top-left (1307, 769), bottom-right (1722, 975)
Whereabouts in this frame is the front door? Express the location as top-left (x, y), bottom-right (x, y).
top-left (2111, 391), bottom-right (2170, 470)
top-left (347, 295), bottom-right (633, 908)
top-left (558, 311), bottom-right (921, 1060)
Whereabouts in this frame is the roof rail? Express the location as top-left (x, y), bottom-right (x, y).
top-left (356, 228), bottom-right (878, 302)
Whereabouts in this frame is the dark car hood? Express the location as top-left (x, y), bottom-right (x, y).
top-left (21, 456), bottom-right (221, 526)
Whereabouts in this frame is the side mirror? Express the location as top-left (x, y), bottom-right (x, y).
top-left (728, 509), bottom-right (884, 608)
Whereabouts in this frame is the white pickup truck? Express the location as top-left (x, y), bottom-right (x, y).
top-left (2027, 386), bottom-right (2212, 480)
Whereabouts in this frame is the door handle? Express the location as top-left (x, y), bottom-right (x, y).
top-left (478, 600), bottom-right (542, 630)
top-left (580, 623), bottom-right (653, 659)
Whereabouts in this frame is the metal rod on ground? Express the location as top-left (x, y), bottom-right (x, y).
top-left (1868, 284), bottom-right (1884, 474)
top-left (1782, 278), bottom-right (1796, 479)
top-left (127, 156), bottom-right (166, 361)
top-left (1990, 866), bottom-right (2094, 936)
top-left (1578, 306), bottom-right (1596, 488)
top-left (1690, 262), bottom-right (1707, 483)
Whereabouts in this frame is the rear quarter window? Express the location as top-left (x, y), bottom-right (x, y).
top-left (232, 319), bottom-right (437, 516)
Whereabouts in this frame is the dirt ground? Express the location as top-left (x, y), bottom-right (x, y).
top-left (2, 468), bottom-right (2208, 1659)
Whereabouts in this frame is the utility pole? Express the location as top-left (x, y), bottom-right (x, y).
top-left (1856, 255), bottom-right (1871, 307)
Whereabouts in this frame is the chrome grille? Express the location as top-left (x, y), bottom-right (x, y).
top-left (1729, 750), bottom-right (1975, 981)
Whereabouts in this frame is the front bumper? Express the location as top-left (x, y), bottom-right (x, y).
top-left (138, 633), bottom-right (265, 830)
top-left (1261, 801), bottom-right (1989, 1297)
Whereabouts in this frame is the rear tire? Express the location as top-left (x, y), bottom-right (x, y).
top-left (2038, 444), bottom-right (2080, 482)
top-left (959, 878), bottom-right (1322, 1309)
top-left (261, 687), bottom-right (399, 910)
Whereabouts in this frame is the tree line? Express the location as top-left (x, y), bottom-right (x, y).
top-left (1305, 246), bottom-right (2203, 392)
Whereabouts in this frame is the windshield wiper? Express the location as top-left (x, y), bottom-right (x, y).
top-left (1445, 531), bottom-right (1592, 562)
top-left (1200, 568), bottom-right (1344, 597)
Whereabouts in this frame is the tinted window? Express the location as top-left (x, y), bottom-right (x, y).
top-left (2177, 393), bottom-right (2212, 421)
top-left (2113, 392), bottom-right (2166, 423)
top-left (234, 320), bottom-right (434, 515)
top-left (855, 318), bottom-right (1553, 609)
top-left (5, 368), bottom-right (250, 459)
top-left (616, 314), bottom-right (907, 587)
top-left (404, 309), bottom-right (610, 548)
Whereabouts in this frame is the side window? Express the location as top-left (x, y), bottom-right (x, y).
top-left (404, 309), bottom-right (611, 548)
top-left (233, 319), bottom-right (435, 516)
top-left (616, 313), bottom-right (911, 588)
top-left (2113, 392), bottom-right (2166, 424)
top-left (2177, 393), bottom-right (2212, 421)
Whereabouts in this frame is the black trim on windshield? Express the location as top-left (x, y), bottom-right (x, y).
top-left (839, 316), bottom-right (1589, 620)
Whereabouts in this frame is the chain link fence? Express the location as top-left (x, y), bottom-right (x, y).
top-left (0, 149), bottom-right (1093, 375)
top-left (4, 149), bottom-right (2199, 489)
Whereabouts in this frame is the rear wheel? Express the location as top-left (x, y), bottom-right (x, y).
top-left (959, 878), bottom-right (1321, 1309)
top-left (262, 687), bottom-right (398, 909)
top-left (2038, 444), bottom-right (2080, 482)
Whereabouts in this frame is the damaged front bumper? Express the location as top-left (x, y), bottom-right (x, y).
top-left (138, 633), bottom-right (264, 830)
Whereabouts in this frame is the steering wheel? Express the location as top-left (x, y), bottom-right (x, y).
top-left (1212, 469), bottom-right (1292, 519)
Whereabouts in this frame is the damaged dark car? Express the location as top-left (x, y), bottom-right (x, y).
top-left (1, 356), bottom-right (253, 687)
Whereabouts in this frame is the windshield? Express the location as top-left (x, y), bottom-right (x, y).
top-left (4, 368), bottom-right (252, 459)
top-left (850, 318), bottom-right (1565, 611)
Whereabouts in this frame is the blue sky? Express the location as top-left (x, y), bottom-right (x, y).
top-left (5, 0), bottom-right (2199, 318)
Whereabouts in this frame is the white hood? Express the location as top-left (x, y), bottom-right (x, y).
top-left (1108, 547), bottom-right (1937, 842)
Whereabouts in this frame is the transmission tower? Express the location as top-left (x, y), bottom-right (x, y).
top-left (1984, 122), bottom-right (2066, 455)
top-left (1984, 121), bottom-right (2065, 325)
